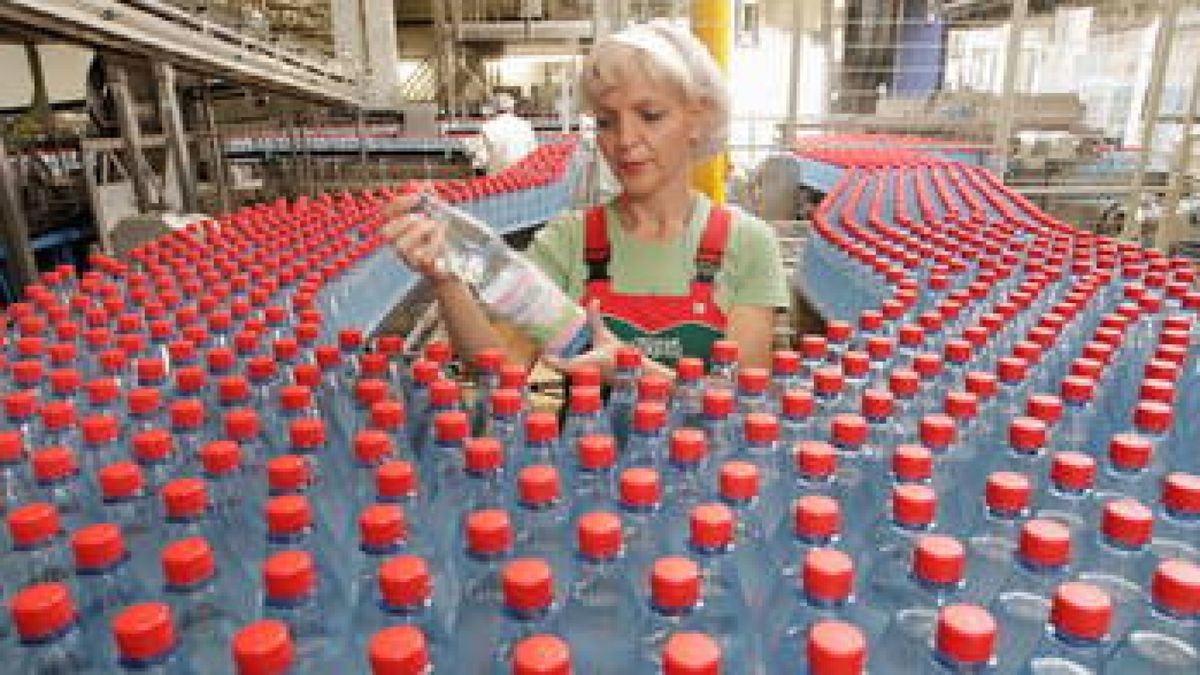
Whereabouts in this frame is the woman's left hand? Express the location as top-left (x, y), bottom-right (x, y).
top-left (542, 300), bottom-right (625, 381)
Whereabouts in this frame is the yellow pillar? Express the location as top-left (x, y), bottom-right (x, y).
top-left (690, 0), bottom-right (731, 204)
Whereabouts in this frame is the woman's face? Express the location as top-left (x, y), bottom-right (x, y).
top-left (592, 69), bottom-right (706, 200)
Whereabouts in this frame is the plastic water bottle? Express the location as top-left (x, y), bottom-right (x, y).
top-left (769, 494), bottom-right (842, 591)
top-left (708, 340), bottom-right (740, 390)
top-left (860, 484), bottom-right (939, 598)
top-left (811, 368), bottom-right (846, 433)
top-left (405, 193), bottom-right (591, 358)
top-left (404, 359), bottom-right (441, 456)
top-left (672, 358), bottom-right (706, 429)
top-left (963, 472), bottom-right (1033, 602)
top-left (860, 390), bottom-right (902, 460)
top-left (78, 413), bottom-right (121, 481)
top-left (516, 412), bottom-right (561, 473)
top-left (513, 465), bottom-right (572, 588)
top-left (618, 468), bottom-right (667, 596)
top-left (168, 399), bottom-right (209, 473)
top-left (231, 620), bottom-right (296, 675)
top-left (918, 604), bottom-right (999, 673)
top-left (566, 435), bottom-right (619, 523)
top-left (607, 347), bottom-right (642, 451)
top-left (259, 550), bottom-right (346, 669)
top-left (510, 633), bottom-right (573, 675)
top-left (488, 558), bottom-right (562, 674)
top-left (662, 428), bottom-right (711, 525)
top-left (367, 399), bottom-right (409, 461)
top-left (637, 374), bottom-right (673, 412)
top-left (422, 411), bottom-right (468, 506)
top-left (634, 556), bottom-right (704, 671)
top-left (982, 418), bottom-right (1050, 497)
top-left (468, 348), bottom-right (505, 435)
top-left (802, 620), bottom-right (866, 674)
top-left (96, 461), bottom-right (159, 587)
top-left (160, 536), bottom-right (248, 675)
top-left (887, 369), bottom-right (920, 440)
top-left (347, 503), bottom-right (411, 602)
top-left (109, 602), bottom-right (195, 673)
top-left (224, 408), bottom-right (269, 479)
top-left (829, 414), bottom-right (884, 551)
top-left (70, 523), bottom-right (150, 662)
top-left (260, 495), bottom-right (350, 598)
top-left (799, 336), bottom-right (828, 385)
top-left (764, 548), bottom-right (883, 672)
top-left (1019, 581), bottom-right (1112, 674)
top-left (560, 512), bottom-right (638, 673)
top-left (1075, 497), bottom-right (1155, 641)
top-left (699, 390), bottom-right (737, 465)
top-left (717, 461), bottom-right (772, 615)
top-left (563, 387), bottom-right (611, 453)
top-left (779, 390), bottom-right (816, 448)
top-left (1058, 376), bottom-right (1098, 454)
top-left (1104, 559), bottom-right (1200, 673)
top-left (3, 502), bottom-right (72, 587)
top-left (734, 368), bottom-right (774, 425)
top-left (30, 446), bottom-right (90, 533)
top-left (1036, 451), bottom-right (1098, 539)
top-left (782, 441), bottom-right (841, 514)
top-left (349, 553), bottom-right (449, 671)
top-left (453, 509), bottom-right (515, 641)
top-left (987, 519), bottom-right (1074, 670)
top-left (1152, 472), bottom-right (1200, 564)
top-left (0, 429), bottom-right (33, 513)
top-left (1095, 434), bottom-right (1160, 504)
top-left (9, 582), bottom-right (94, 673)
top-left (485, 388), bottom-right (525, 464)
top-left (34, 401), bottom-right (78, 456)
top-left (159, 478), bottom-right (253, 585)
top-left (620, 403), bottom-right (669, 474)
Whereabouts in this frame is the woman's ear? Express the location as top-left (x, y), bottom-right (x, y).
top-left (687, 97), bottom-right (712, 144)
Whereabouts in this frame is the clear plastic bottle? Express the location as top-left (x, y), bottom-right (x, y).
top-left (513, 465), bottom-right (572, 589)
top-left (349, 555), bottom-right (449, 670)
top-left (802, 620), bottom-right (866, 675)
top-left (232, 619), bottom-right (295, 674)
top-left (1075, 498), bottom-right (1156, 642)
top-left (618, 468), bottom-right (667, 597)
top-left (964, 472), bottom-right (1034, 603)
top-left (1035, 451), bottom-right (1098, 540)
top-left (560, 512), bottom-right (638, 674)
top-left (1152, 472), bottom-right (1200, 564)
top-left (620, 403), bottom-right (669, 474)
top-left (160, 536), bottom-right (248, 675)
top-left (489, 558), bottom-right (561, 674)
top-left (510, 634), bottom-right (572, 675)
top-left (685, 503), bottom-right (756, 669)
top-left (1104, 559), bottom-right (1200, 674)
top-left (70, 523), bottom-right (150, 663)
top-left (662, 429), bottom-right (711, 525)
top-left (409, 193), bottom-right (591, 358)
top-left (634, 557), bottom-right (704, 671)
top-left (1019, 582), bottom-right (1112, 675)
top-left (662, 632), bottom-right (722, 675)
top-left (259, 550), bottom-right (346, 669)
top-left (566, 435), bottom-right (619, 524)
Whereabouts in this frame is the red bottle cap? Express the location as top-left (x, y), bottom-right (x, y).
top-left (964, 371), bottom-right (997, 399)
top-left (935, 605), bottom-right (996, 665)
top-left (577, 511), bottom-right (623, 559)
top-left (619, 467), bottom-right (661, 507)
top-left (891, 484), bottom-right (937, 527)
top-left (651, 556), bottom-right (700, 609)
top-left (861, 389), bottom-right (893, 418)
top-left (985, 472), bottom-right (1031, 514)
top-left (511, 634), bottom-right (571, 675)
top-left (830, 414), bottom-right (867, 447)
top-left (919, 414), bottom-right (956, 449)
top-left (466, 509), bottom-right (512, 555)
top-left (1049, 452), bottom-right (1095, 491)
top-left (490, 389), bottom-right (523, 417)
top-left (7, 502), bottom-right (61, 547)
top-left (377, 555), bottom-right (431, 609)
top-left (793, 440), bottom-right (837, 478)
top-left (518, 465), bottom-right (561, 506)
top-left (369, 625), bottom-right (430, 675)
top-left (265, 495), bottom-right (313, 535)
top-left (638, 374), bottom-right (674, 401)
top-left (525, 412), bottom-right (559, 443)
top-left (806, 621), bottom-right (866, 675)
top-left (502, 558), bottom-right (554, 611)
top-left (719, 461), bottom-right (759, 501)
top-left (576, 435), bottom-right (615, 470)
top-left (781, 389), bottom-right (814, 418)
top-left (1162, 473), bottom-right (1200, 515)
top-left (710, 340), bottom-right (738, 364)
top-left (841, 352), bottom-right (870, 378)
top-left (663, 632), bottom-right (720, 675)
top-left (772, 350), bottom-right (801, 375)
top-left (913, 534), bottom-right (966, 585)
top-left (32, 446), bottom-right (78, 483)
top-left (162, 477), bottom-right (208, 518)
top-left (1018, 519), bottom-right (1072, 567)
top-left (1008, 417), bottom-right (1047, 452)
top-left (358, 503), bottom-right (407, 549)
top-left (99, 461), bottom-right (144, 499)
top-left (375, 460), bottom-right (417, 500)
top-left (1026, 394), bottom-right (1063, 425)
top-left (1108, 434), bottom-right (1152, 470)
top-left (891, 444), bottom-right (933, 482)
top-left (670, 428), bottom-right (707, 464)
top-left (1060, 376), bottom-right (1095, 403)
top-left (676, 358), bottom-right (704, 382)
top-left (570, 386), bottom-right (602, 415)
top-left (262, 550), bottom-right (316, 600)
top-left (1050, 582), bottom-right (1112, 640)
top-left (814, 368), bottom-right (845, 396)
top-left (354, 430), bottom-right (394, 466)
top-left (633, 402), bottom-right (667, 433)
top-left (1133, 400), bottom-right (1173, 434)
top-left (803, 548), bottom-right (854, 602)
top-left (9, 582), bottom-right (77, 640)
top-left (288, 418), bottom-right (327, 449)
top-left (233, 620), bottom-right (294, 675)
top-left (702, 389), bottom-right (734, 417)
top-left (168, 399), bottom-right (204, 429)
top-left (1100, 498), bottom-right (1153, 547)
top-left (199, 440), bottom-right (241, 476)
top-left (888, 369), bottom-right (919, 397)
top-left (689, 503), bottom-right (734, 549)
top-left (1151, 559), bottom-right (1200, 617)
top-left (160, 536), bottom-right (215, 586)
top-left (71, 522), bottom-right (125, 569)
top-left (799, 335), bottom-right (827, 360)
top-left (464, 437), bottom-right (503, 473)
top-left (615, 346), bottom-right (642, 369)
top-left (791, 495), bottom-right (841, 539)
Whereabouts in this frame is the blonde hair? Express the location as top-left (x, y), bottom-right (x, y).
top-left (581, 19), bottom-right (731, 159)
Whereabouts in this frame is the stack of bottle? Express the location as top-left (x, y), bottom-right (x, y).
top-left (0, 141), bottom-right (1197, 674)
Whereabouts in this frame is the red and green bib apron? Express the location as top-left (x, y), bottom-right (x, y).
top-left (581, 203), bottom-right (732, 366)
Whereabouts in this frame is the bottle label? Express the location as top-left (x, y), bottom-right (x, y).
top-left (477, 261), bottom-right (589, 357)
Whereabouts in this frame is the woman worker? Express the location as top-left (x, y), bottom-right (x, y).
top-left (384, 20), bottom-right (789, 377)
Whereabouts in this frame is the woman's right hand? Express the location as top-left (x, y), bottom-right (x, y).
top-left (381, 195), bottom-right (452, 282)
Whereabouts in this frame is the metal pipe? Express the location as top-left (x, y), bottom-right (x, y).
top-left (690, 0), bottom-right (731, 204)
top-left (1122, 0), bottom-right (1181, 241)
top-left (992, 0), bottom-right (1028, 178)
top-left (0, 135), bottom-right (37, 292)
top-left (106, 64), bottom-right (154, 212)
top-left (202, 86), bottom-right (231, 213)
top-left (1156, 57), bottom-right (1200, 252)
top-left (154, 61), bottom-right (198, 212)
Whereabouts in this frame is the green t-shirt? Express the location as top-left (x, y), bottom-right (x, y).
top-left (525, 193), bottom-right (790, 314)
